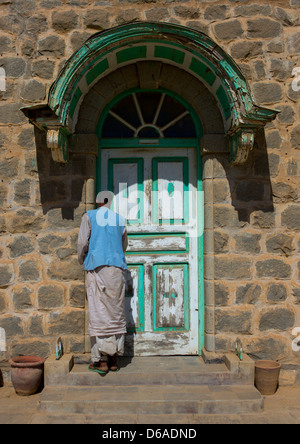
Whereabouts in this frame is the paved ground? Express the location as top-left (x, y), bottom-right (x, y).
top-left (0, 383), bottom-right (300, 424)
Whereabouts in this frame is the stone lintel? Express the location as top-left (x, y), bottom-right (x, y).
top-left (69, 134), bottom-right (98, 156)
top-left (201, 134), bottom-right (229, 156)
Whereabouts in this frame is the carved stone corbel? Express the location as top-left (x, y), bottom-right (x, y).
top-left (46, 128), bottom-right (69, 164)
top-left (229, 129), bottom-right (255, 165)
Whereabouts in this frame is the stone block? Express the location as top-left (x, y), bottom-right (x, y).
top-left (83, 10), bottom-right (110, 29)
top-left (291, 125), bottom-right (300, 148)
top-left (214, 206), bottom-right (247, 229)
top-left (270, 59), bottom-right (296, 82)
top-left (19, 260), bottom-right (41, 282)
top-left (31, 60), bottom-right (55, 79)
top-left (38, 234), bottom-right (66, 255)
top-left (20, 79), bottom-right (46, 102)
top-left (247, 18), bottom-right (282, 38)
top-left (214, 231), bottom-right (229, 254)
top-left (186, 21), bottom-right (209, 35)
top-left (13, 179), bottom-right (31, 205)
top-left (47, 257), bottom-right (84, 281)
top-left (27, 14), bottom-right (48, 35)
top-left (236, 284), bottom-right (261, 305)
top-left (37, 285), bottom-right (64, 310)
top-left (0, 291), bottom-right (7, 312)
top-left (0, 264), bottom-right (14, 287)
top-left (0, 315), bottom-right (23, 336)
top-left (266, 233), bottom-right (294, 256)
top-left (70, 31), bottom-right (92, 52)
top-left (0, 36), bottom-right (12, 53)
top-left (215, 283), bottom-right (229, 306)
top-left (275, 7), bottom-right (300, 26)
top-left (29, 315), bottom-right (44, 336)
top-left (11, 340), bottom-right (50, 359)
top-left (214, 19), bottom-right (243, 41)
top-left (145, 8), bottom-right (170, 22)
top-left (215, 257), bottom-right (252, 280)
top-left (116, 9), bottom-right (141, 25)
top-left (279, 369), bottom-right (297, 386)
top-left (38, 35), bottom-right (65, 57)
top-left (201, 348), bottom-right (224, 364)
top-left (224, 352), bottom-right (255, 385)
top-left (234, 233), bottom-right (261, 254)
top-left (281, 205), bottom-right (300, 230)
top-left (12, 287), bottom-right (33, 310)
top-left (204, 5), bottom-right (227, 21)
top-left (247, 336), bottom-right (288, 361)
top-left (174, 6), bottom-right (200, 19)
top-left (235, 4), bottom-right (271, 17)
top-left (56, 248), bottom-right (76, 260)
top-left (0, 14), bottom-right (25, 34)
top-left (44, 354), bottom-right (74, 386)
top-left (0, 103), bottom-right (27, 125)
top-left (48, 310), bottom-right (85, 335)
top-left (213, 180), bottom-right (230, 203)
top-left (251, 210), bottom-right (275, 229)
top-left (215, 308), bottom-right (252, 334)
top-left (0, 184), bottom-right (8, 208)
top-left (52, 10), bottom-right (79, 32)
top-left (256, 259), bottom-right (291, 279)
top-left (230, 40), bottom-right (263, 60)
top-left (267, 283), bottom-right (287, 303)
top-left (18, 127), bottom-right (35, 149)
top-left (265, 130), bottom-right (282, 149)
top-left (69, 284), bottom-right (85, 308)
top-left (287, 32), bottom-right (300, 55)
top-left (0, 57), bottom-right (26, 78)
top-left (259, 308), bottom-right (295, 331)
top-left (267, 41), bottom-right (284, 54)
top-left (252, 82), bottom-right (282, 105)
top-left (46, 207), bottom-right (83, 230)
top-left (292, 288), bottom-right (300, 305)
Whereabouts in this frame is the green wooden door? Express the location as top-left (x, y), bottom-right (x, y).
top-left (101, 147), bottom-right (199, 355)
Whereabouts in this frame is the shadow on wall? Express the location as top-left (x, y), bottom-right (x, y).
top-left (217, 128), bottom-right (275, 227)
top-left (34, 125), bottom-right (276, 225)
top-left (34, 127), bottom-right (87, 219)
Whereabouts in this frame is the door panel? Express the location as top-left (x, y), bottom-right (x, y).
top-left (101, 147), bottom-right (199, 355)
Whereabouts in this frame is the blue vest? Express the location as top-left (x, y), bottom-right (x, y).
top-left (83, 207), bottom-right (127, 271)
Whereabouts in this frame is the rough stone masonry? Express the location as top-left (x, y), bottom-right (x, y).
top-left (0, 0), bottom-right (299, 377)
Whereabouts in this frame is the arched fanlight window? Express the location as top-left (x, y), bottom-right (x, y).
top-left (101, 91), bottom-right (197, 139)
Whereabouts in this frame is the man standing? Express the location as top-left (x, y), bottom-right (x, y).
top-left (77, 191), bottom-right (128, 375)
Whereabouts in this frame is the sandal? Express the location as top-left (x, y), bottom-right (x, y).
top-left (108, 354), bottom-right (119, 372)
top-left (88, 361), bottom-right (109, 375)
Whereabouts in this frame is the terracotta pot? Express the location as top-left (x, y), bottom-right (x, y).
top-left (9, 356), bottom-right (45, 396)
top-left (255, 360), bottom-right (281, 396)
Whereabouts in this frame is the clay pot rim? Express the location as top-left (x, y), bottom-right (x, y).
top-left (9, 355), bottom-right (45, 368)
top-left (255, 360), bottom-right (281, 370)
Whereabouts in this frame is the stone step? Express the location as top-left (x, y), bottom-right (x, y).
top-left (39, 384), bottom-right (263, 415)
top-left (29, 412), bottom-right (257, 424)
top-left (67, 356), bottom-right (234, 386)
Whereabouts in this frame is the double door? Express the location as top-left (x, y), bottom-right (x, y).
top-left (101, 147), bottom-right (199, 355)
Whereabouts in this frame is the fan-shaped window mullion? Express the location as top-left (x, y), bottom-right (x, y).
top-left (101, 91), bottom-right (196, 139)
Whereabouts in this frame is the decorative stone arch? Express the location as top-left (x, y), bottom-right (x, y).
top-left (22, 22), bottom-right (279, 355)
top-left (23, 22), bottom-right (278, 165)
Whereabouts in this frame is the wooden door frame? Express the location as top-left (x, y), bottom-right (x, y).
top-left (95, 87), bottom-right (205, 355)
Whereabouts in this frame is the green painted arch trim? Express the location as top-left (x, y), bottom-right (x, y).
top-left (48, 22), bottom-right (277, 136)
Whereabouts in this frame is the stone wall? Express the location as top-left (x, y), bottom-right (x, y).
top-left (0, 0), bottom-right (299, 366)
